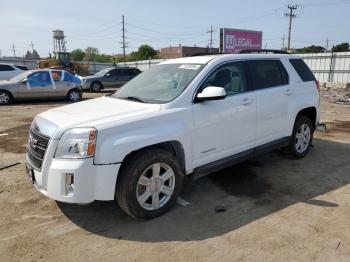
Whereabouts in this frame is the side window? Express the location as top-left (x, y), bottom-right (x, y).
top-left (133, 69), bottom-right (141, 75)
top-left (27, 71), bottom-right (51, 87)
top-left (289, 59), bottom-right (316, 82)
top-left (0, 65), bottom-right (15, 71)
top-left (108, 69), bottom-right (118, 76)
top-left (249, 60), bottom-right (288, 90)
top-left (201, 62), bottom-right (247, 96)
top-left (63, 72), bottom-right (74, 81)
top-left (52, 71), bottom-right (62, 81)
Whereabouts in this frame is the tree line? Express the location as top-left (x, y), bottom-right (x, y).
top-left (70, 45), bottom-right (159, 63)
top-left (294, 42), bottom-right (349, 53)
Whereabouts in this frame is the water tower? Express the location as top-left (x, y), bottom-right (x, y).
top-left (53, 30), bottom-right (66, 53)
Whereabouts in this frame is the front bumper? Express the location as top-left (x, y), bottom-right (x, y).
top-left (82, 81), bottom-right (90, 90)
top-left (26, 156), bottom-right (120, 204)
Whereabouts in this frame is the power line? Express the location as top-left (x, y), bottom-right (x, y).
top-left (206, 26), bottom-right (215, 48)
top-left (11, 44), bottom-right (16, 57)
top-left (284, 4), bottom-right (298, 50)
top-left (121, 15), bottom-right (127, 63)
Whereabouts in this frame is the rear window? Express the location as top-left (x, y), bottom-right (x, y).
top-left (289, 59), bottom-right (316, 82)
top-left (248, 60), bottom-right (289, 90)
top-left (52, 71), bottom-right (62, 81)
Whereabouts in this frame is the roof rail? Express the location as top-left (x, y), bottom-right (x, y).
top-left (238, 49), bottom-right (290, 54)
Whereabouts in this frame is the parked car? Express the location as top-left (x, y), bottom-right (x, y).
top-left (26, 52), bottom-right (320, 219)
top-left (0, 63), bottom-right (25, 80)
top-left (82, 67), bottom-right (141, 92)
top-left (0, 69), bottom-right (82, 105)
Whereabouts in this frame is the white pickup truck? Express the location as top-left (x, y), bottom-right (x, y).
top-left (26, 52), bottom-right (320, 219)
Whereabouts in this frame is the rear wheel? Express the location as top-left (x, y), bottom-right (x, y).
top-left (0, 90), bottom-right (12, 105)
top-left (67, 89), bottom-right (82, 102)
top-left (116, 148), bottom-right (184, 219)
top-left (91, 82), bottom-right (102, 92)
top-left (283, 115), bottom-right (314, 159)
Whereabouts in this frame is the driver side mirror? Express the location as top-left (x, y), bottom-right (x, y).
top-left (105, 73), bottom-right (111, 77)
top-left (21, 78), bottom-right (27, 84)
top-left (195, 86), bottom-right (226, 102)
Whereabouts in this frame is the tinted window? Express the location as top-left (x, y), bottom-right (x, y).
top-left (133, 69), bottom-right (141, 75)
top-left (28, 71), bottom-right (51, 87)
top-left (52, 71), bottom-right (62, 81)
top-left (14, 65), bottom-right (28, 71)
top-left (249, 60), bottom-right (288, 90)
top-left (289, 59), bottom-right (316, 82)
top-left (202, 62), bottom-right (247, 96)
top-left (0, 65), bottom-right (14, 71)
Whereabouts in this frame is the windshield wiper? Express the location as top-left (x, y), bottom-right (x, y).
top-left (119, 96), bottom-right (145, 103)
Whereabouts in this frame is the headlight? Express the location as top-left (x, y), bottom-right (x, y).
top-left (55, 128), bottom-right (97, 159)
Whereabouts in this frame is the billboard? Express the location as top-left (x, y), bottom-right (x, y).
top-left (220, 28), bottom-right (263, 54)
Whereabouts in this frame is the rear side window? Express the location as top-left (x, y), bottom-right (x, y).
top-left (14, 65), bottom-right (28, 71)
top-left (289, 59), bottom-right (316, 82)
top-left (52, 71), bottom-right (62, 81)
top-left (0, 64), bottom-right (15, 71)
top-left (248, 60), bottom-right (289, 90)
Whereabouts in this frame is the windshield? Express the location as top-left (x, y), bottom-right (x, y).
top-left (9, 71), bottom-right (30, 82)
top-left (112, 63), bottom-right (203, 103)
top-left (95, 68), bottom-right (111, 76)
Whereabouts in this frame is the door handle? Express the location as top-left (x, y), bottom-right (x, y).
top-left (285, 89), bottom-right (293, 96)
top-left (241, 97), bottom-right (253, 105)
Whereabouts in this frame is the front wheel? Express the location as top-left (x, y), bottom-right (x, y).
top-left (116, 148), bottom-right (183, 219)
top-left (90, 82), bottom-right (102, 92)
top-left (283, 115), bottom-right (314, 159)
top-left (0, 90), bottom-right (12, 105)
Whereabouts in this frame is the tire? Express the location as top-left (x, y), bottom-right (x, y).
top-left (116, 148), bottom-right (184, 219)
top-left (283, 115), bottom-right (314, 159)
top-left (90, 82), bottom-right (102, 92)
top-left (67, 89), bottom-right (82, 102)
top-left (0, 90), bottom-right (13, 105)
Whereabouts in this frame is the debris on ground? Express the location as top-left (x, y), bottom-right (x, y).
top-left (321, 82), bottom-right (350, 105)
top-left (214, 206), bottom-right (227, 213)
top-left (176, 197), bottom-right (190, 207)
top-left (0, 162), bottom-right (20, 171)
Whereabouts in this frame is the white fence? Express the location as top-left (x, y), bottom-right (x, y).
top-left (2, 52), bottom-right (350, 83)
top-left (300, 51), bottom-right (350, 83)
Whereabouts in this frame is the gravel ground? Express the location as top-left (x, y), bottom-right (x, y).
top-left (1, 90), bottom-right (350, 262)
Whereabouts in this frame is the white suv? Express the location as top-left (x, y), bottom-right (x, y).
top-left (0, 63), bottom-right (25, 80)
top-left (26, 52), bottom-right (320, 219)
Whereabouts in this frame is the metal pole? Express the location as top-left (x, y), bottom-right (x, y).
top-left (122, 15), bottom-right (126, 64)
top-left (285, 5), bottom-right (297, 51)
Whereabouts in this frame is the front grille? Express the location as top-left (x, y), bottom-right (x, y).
top-left (27, 127), bottom-right (50, 170)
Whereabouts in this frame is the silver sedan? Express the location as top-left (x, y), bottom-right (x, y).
top-left (0, 69), bottom-right (83, 105)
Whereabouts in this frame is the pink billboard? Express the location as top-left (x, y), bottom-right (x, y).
top-left (220, 28), bottom-right (263, 54)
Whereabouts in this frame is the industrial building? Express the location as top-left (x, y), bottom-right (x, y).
top-left (160, 45), bottom-right (219, 59)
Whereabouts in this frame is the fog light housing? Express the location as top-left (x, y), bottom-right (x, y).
top-left (65, 173), bottom-right (74, 196)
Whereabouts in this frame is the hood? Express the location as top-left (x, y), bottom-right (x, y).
top-left (0, 80), bottom-right (17, 87)
top-left (35, 96), bottom-right (162, 138)
top-left (82, 75), bottom-right (101, 81)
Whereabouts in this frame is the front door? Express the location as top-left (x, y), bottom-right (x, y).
top-left (192, 62), bottom-right (257, 168)
top-left (26, 71), bottom-right (54, 98)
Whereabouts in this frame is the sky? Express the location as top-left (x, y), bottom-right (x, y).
top-left (0, 0), bottom-right (349, 57)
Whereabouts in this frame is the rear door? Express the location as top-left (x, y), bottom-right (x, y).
top-left (247, 59), bottom-right (290, 146)
top-left (50, 70), bottom-right (66, 97)
top-left (117, 69), bottom-right (135, 86)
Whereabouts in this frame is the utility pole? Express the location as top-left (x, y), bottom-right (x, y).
top-left (30, 41), bottom-right (35, 52)
top-left (282, 34), bottom-right (286, 50)
top-left (11, 44), bottom-right (16, 57)
top-left (284, 5), bottom-right (298, 50)
top-left (121, 15), bottom-right (127, 64)
top-left (325, 37), bottom-right (330, 52)
top-left (206, 25), bottom-right (215, 50)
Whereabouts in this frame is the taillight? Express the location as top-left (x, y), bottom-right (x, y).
top-left (315, 80), bottom-right (320, 93)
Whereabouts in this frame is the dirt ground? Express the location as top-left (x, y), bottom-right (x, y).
top-left (1, 90), bottom-right (350, 262)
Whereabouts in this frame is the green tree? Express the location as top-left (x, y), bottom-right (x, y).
top-left (32, 50), bottom-right (40, 60)
top-left (295, 45), bottom-right (325, 53)
top-left (70, 49), bottom-right (85, 61)
top-left (95, 54), bottom-right (113, 63)
top-left (135, 45), bottom-right (157, 60)
top-left (332, 42), bottom-right (349, 52)
top-left (83, 47), bottom-right (99, 61)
